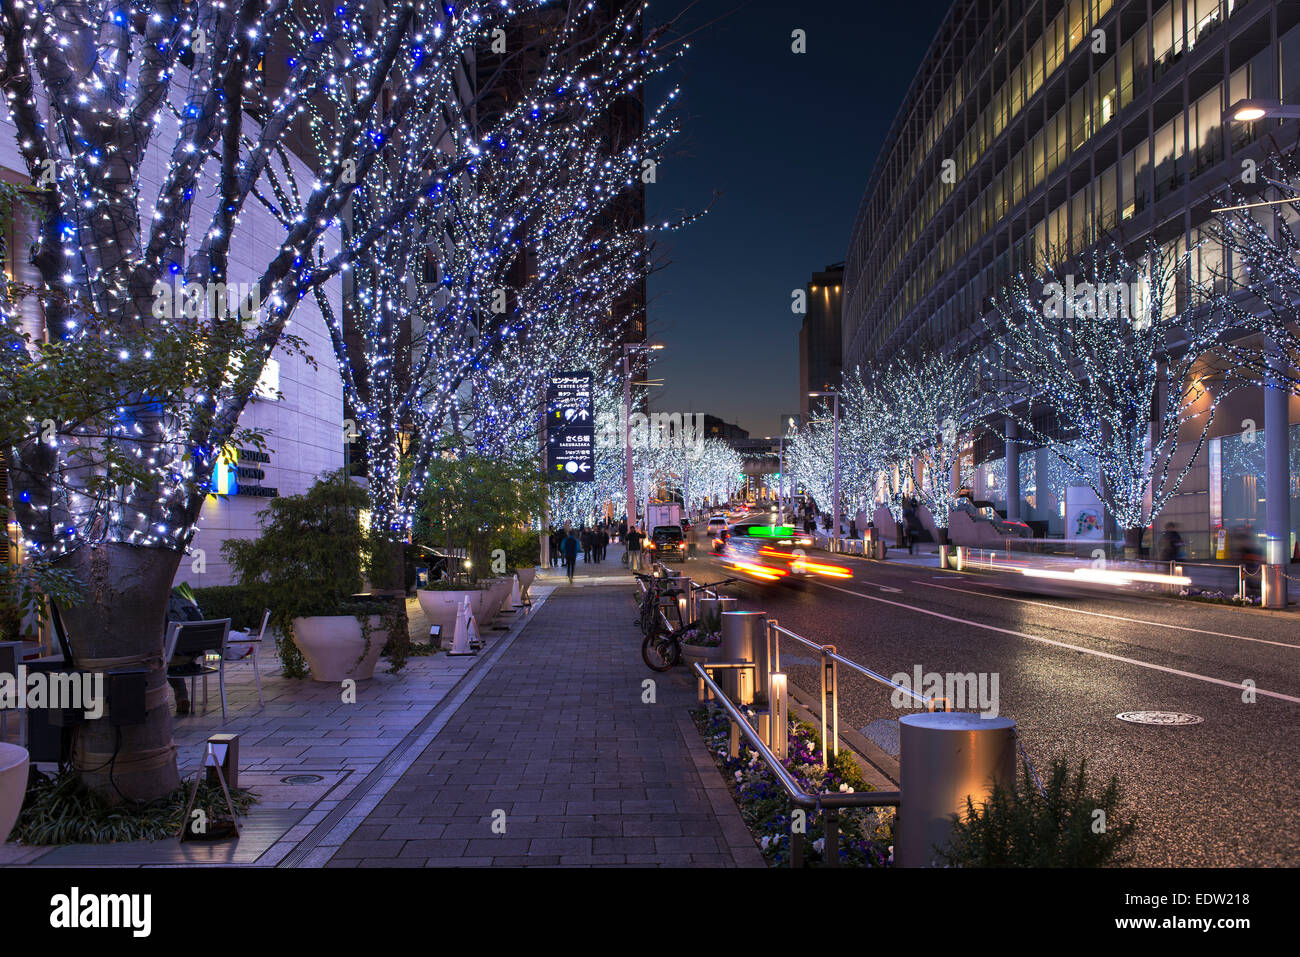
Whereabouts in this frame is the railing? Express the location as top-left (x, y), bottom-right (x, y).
top-left (691, 615), bottom-right (951, 867)
top-left (764, 619), bottom-right (946, 769)
top-left (693, 662), bottom-right (901, 868)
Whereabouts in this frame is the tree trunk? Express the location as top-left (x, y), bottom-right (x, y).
top-left (1123, 526), bottom-right (1144, 560)
top-left (56, 543), bottom-right (182, 802)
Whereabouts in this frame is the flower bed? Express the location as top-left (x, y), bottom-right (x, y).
top-left (1179, 587), bottom-right (1260, 606)
top-left (691, 705), bottom-right (894, 867)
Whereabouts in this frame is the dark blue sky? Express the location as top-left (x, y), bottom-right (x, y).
top-left (644, 0), bottom-right (952, 436)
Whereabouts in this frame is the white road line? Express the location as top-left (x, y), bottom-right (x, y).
top-left (812, 580), bottom-right (1300, 705)
top-left (911, 579), bottom-right (1300, 651)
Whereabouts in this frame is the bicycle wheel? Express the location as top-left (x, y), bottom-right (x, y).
top-left (641, 632), bottom-right (678, 671)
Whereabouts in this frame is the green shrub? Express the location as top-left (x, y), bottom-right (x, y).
top-left (14, 768), bottom-right (257, 845)
top-left (937, 757), bottom-right (1136, 867)
top-left (188, 584), bottom-right (267, 631)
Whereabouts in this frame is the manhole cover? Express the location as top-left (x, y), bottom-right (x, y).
top-left (1116, 711), bottom-right (1203, 726)
top-left (280, 774), bottom-right (325, 784)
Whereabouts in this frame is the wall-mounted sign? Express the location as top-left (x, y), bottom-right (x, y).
top-left (210, 448), bottom-right (278, 499)
top-left (546, 370), bottom-right (594, 483)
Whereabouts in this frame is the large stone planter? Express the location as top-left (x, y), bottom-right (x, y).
top-left (479, 578), bottom-right (512, 623)
top-left (417, 589), bottom-right (482, 649)
top-left (0, 743), bottom-right (30, 844)
top-left (291, 615), bottom-right (387, 682)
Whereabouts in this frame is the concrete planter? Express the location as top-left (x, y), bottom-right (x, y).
top-left (291, 615), bottom-right (387, 682)
top-left (0, 743), bottom-right (30, 844)
top-left (478, 578), bottom-right (512, 623)
top-left (416, 589), bottom-right (482, 648)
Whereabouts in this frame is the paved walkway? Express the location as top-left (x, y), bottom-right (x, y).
top-left (326, 583), bottom-right (763, 867)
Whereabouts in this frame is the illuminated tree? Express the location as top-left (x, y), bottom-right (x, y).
top-left (0, 0), bottom-right (538, 800)
top-left (987, 238), bottom-right (1238, 551)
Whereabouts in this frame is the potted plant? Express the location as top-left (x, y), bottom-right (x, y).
top-left (224, 469), bottom-right (409, 681)
top-left (0, 742), bottom-right (28, 843)
top-left (413, 451), bottom-right (545, 640)
top-left (679, 600), bottom-right (725, 666)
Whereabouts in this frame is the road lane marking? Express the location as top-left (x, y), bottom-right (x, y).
top-left (911, 579), bottom-right (1300, 651)
top-left (812, 580), bottom-right (1300, 705)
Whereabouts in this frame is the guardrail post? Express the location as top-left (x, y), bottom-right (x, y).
top-left (1238, 564), bottom-right (1247, 600)
top-left (791, 825), bottom-right (804, 868)
top-left (824, 808), bottom-right (840, 867)
top-left (728, 718), bottom-right (741, 759)
top-left (896, 712), bottom-right (1016, 867)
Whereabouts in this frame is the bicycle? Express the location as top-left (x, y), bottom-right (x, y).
top-left (637, 575), bottom-right (741, 672)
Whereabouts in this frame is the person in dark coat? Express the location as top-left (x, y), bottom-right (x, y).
top-left (562, 529), bottom-right (580, 582)
top-left (580, 528), bottom-right (592, 563)
top-left (597, 528), bottom-right (609, 562)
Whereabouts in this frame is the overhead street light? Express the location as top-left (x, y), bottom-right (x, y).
top-left (1213, 100), bottom-right (1300, 213)
top-left (1224, 98), bottom-right (1300, 122)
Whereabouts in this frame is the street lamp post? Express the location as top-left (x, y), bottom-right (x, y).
top-left (623, 342), bottom-right (663, 534)
top-left (765, 434), bottom-right (789, 522)
top-left (1223, 103), bottom-right (1295, 607)
top-left (809, 390), bottom-right (841, 552)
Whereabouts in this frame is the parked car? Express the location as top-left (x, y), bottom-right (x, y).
top-left (647, 524), bottom-right (686, 562)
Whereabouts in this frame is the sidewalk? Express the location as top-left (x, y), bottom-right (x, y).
top-left (323, 583), bottom-right (764, 867)
top-left (0, 596), bottom-right (526, 866)
top-left (535, 542), bottom-right (638, 585)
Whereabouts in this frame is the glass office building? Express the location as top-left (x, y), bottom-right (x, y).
top-left (843, 0), bottom-right (1300, 556)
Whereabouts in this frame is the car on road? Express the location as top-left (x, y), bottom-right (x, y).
top-left (646, 524), bottom-right (686, 562)
top-left (711, 522), bottom-right (851, 583)
top-left (706, 516), bottom-right (729, 539)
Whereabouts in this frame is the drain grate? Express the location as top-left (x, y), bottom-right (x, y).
top-left (1116, 711), bottom-right (1203, 726)
top-left (280, 774), bottom-right (325, 785)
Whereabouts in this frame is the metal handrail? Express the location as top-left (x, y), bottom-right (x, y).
top-left (694, 662), bottom-right (900, 868)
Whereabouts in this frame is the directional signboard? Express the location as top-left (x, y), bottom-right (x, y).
top-left (546, 370), bottom-right (594, 482)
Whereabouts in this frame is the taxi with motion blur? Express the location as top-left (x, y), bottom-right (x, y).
top-left (710, 522), bottom-right (853, 583)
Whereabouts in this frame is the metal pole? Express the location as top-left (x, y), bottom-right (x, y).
top-left (624, 351), bottom-right (635, 534)
top-left (769, 672), bottom-right (788, 761)
top-left (1263, 370), bottom-right (1290, 608)
top-left (832, 393), bottom-right (841, 554)
top-left (778, 437), bottom-right (785, 521)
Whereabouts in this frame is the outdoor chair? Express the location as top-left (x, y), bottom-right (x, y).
top-left (229, 609), bottom-right (270, 709)
top-left (165, 618), bottom-right (232, 719)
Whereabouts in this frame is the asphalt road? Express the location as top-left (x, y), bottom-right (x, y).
top-left (682, 541), bottom-right (1300, 866)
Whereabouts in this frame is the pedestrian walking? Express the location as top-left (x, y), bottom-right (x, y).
top-left (562, 529), bottom-right (579, 582)
top-left (581, 527), bottom-right (592, 563)
top-left (597, 528), bottom-right (609, 562)
top-left (626, 526), bottom-right (643, 571)
top-left (549, 528), bottom-right (561, 567)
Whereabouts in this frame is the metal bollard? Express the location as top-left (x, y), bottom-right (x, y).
top-left (896, 712), bottom-right (1016, 867)
top-left (720, 611), bottom-right (765, 706)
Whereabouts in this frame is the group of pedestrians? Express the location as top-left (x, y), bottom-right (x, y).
top-left (548, 523), bottom-right (615, 583)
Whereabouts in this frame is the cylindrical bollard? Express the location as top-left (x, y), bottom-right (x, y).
top-left (720, 611), bottom-right (765, 705)
top-left (897, 712), bottom-right (1016, 868)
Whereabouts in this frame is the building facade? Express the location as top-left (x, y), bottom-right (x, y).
top-left (798, 263), bottom-right (844, 423)
top-left (843, 0), bottom-right (1300, 559)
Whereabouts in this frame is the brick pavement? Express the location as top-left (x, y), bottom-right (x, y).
top-left (326, 583), bottom-right (764, 867)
